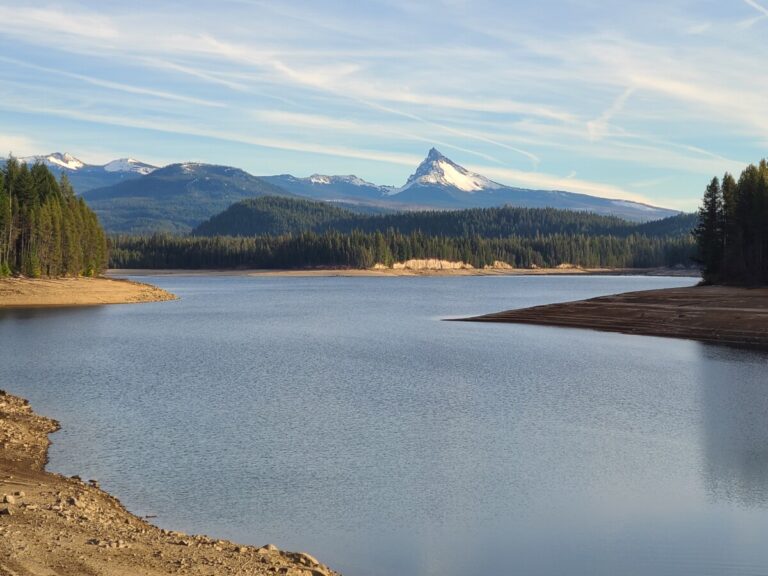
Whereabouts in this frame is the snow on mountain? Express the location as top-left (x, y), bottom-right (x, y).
top-left (610, 199), bottom-right (663, 213)
top-left (19, 152), bottom-right (85, 171)
top-left (390, 148), bottom-right (502, 195)
top-left (103, 158), bottom-right (156, 175)
top-left (17, 152), bottom-right (157, 174)
top-left (308, 174), bottom-right (380, 187)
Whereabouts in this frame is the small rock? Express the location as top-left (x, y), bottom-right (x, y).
top-left (238, 546), bottom-right (248, 554)
top-left (3, 495), bottom-right (16, 505)
top-left (0, 507), bottom-right (12, 516)
top-left (297, 553), bottom-right (320, 567)
top-left (259, 543), bottom-right (279, 553)
top-left (13, 491), bottom-right (24, 498)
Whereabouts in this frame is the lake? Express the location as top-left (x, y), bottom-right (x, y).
top-left (3, 274), bottom-right (768, 576)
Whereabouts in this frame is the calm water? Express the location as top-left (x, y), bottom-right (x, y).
top-left (3, 274), bottom-right (768, 576)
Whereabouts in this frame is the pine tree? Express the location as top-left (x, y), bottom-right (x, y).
top-left (694, 177), bottom-right (724, 284)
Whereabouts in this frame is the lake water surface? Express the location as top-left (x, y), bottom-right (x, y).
top-left (3, 275), bottom-right (768, 576)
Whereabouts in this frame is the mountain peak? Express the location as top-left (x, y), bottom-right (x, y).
top-left (103, 158), bottom-right (157, 175)
top-left (426, 147), bottom-right (445, 161)
top-left (393, 149), bottom-right (502, 194)
top-left (19, 152), bottom-right (85, 171)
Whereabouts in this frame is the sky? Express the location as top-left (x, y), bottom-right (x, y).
top-left (1, 1), bottom-right (767, 210)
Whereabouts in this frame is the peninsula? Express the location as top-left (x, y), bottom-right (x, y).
top-left (0, 277), bottom-right (176, 308)
top-left (460, 285), bottom-right (768, 348)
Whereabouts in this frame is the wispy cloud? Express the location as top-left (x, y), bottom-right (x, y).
top-left (587, 87), bottom-right (635, 141)
top-left (0, 56), bottom-right (225, 108)
top-left (744, 0), bottom-right (768, 17)
top-left (0, 5), bottom-right (118, 40)
top-left (473, 165), bottom-right (657, 205)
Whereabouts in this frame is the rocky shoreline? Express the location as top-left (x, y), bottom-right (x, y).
top-left (0, 390), bottom-right (338, 576)
top-left (459, 285), bottom-right (768, 348)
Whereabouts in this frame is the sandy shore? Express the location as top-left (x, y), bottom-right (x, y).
top-left (459, 285), bottom-right (768, 348)
top-left (0, 277), bottom-right (176, 308)
top-left (111, 267), bottom-right (701, 278)
top-left (0, 390), bottom-right (338, 576)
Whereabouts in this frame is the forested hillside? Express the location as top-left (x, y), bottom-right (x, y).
top-left (82, 163), bottom-right (292, 234)
top-left (695, 160), bottom-right (768, 284)
top-left (193, 196), bottom-right (355, 236)
top-left (193, 195), bottom-right (697, 239)
top-left (0, 158), bottom-right (107, 277)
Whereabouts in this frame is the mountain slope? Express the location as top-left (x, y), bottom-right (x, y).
top-left (193, 196), bottom-right (357, 236)
top-left (83, 163), bottom-right (292, 234)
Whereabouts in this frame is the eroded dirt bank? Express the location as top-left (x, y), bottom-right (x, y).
top-left (0, 391), bottom-right (338, 576)
top-left (459, 285), bottom-right (768, 347)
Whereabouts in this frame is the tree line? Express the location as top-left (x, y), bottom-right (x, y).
top-left (695, 160), bottom-right (768, 284)
top-left (0, 158), bottom-right (107, 277)
top-left (110, 230), bottom-right (694, 270)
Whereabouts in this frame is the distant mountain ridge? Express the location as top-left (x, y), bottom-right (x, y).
top-left (8, 148), bottom-right (680, 232)
top-left (261, 173), bottom-right (393, 203)
top-left (264, 148), bottom-right (679, 222)
top-left (5, 152), bottom-right (159, 193)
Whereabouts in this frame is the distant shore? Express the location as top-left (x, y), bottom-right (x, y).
top-left (459, 285), bottom-right (768, 348)
top-left (110, 266), bottom-right (701, 278)
top-left (0, 390), bottom-right (337, 575)
top-left (0, 277), bottom-right (176, 308)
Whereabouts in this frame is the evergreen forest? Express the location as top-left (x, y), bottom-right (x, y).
top-left (0, 158), bottom-right (108, 277)
top-left (112, 196), bottom-right (696, 270)
top-left (695, 160), bottom-right (768, 284)
top-left (110, 229), bottom-right (694, 270)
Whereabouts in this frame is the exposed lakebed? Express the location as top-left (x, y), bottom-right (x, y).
top-left (3, 275), bottom-right (768, 576)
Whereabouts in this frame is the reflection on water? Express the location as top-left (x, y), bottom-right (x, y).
top-left (699, 344), bottom-right (768, 507)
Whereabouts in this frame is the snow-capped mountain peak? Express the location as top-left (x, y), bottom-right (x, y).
top-left (103, 158), bottom-right (157, 175)
top-left (19, 152), bottom-right (85, 171)
top-left (391, 148), bottom-right (502, 194)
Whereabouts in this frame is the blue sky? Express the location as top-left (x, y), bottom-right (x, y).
top-left (1, 1), bottom-right (767, 210)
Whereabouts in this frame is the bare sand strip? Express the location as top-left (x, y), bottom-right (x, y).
top-left (111, 266), bottom-right (700, 278)
top-left (458, 286), bottom-right (768, 348)
top-left (0, 390), bottom-right (338, 576)
top-left (0, 277), bottom-right (176, 308)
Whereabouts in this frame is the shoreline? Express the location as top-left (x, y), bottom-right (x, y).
top-left (0, 277), bottom-right (177, 309)
top-left (458, 285), bottom-right (768, 348)
top-left (109, 266), bottom-right (701, 278)
top-left (0, 390), bottom-right (338, 576)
